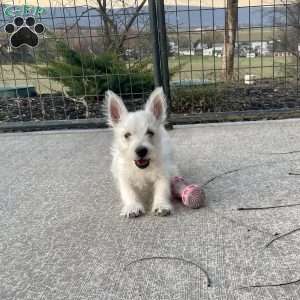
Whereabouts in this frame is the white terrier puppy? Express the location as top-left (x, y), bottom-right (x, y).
top-left (105, 87), bottom-right (178, 218)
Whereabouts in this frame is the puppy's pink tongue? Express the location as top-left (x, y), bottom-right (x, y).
top-left (134, 159), bottom-right (150, 168)
top-left (136, 159), bottom-right (146, 166)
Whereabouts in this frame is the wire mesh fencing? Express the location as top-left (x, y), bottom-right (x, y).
top-left (0, 0), bottom-right (300, 125)
top-left (0, 0), bottom-right (155, 122)
top-left (166, 0), bottom-right (300, 115)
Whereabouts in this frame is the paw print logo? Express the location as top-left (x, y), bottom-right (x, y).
top-left (5, 16), bottom-right (45, 48)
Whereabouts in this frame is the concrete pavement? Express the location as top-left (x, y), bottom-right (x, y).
top-left (1, 119), bottom-right (300, 299)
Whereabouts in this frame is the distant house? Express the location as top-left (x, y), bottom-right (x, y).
top-left (251, 41), bottom-right (267, 49)
top-left (238, 41), bottom-right (273, 56)
top-left (203, 48), bottom-right (214, 56)
top-left (194, 42), bottom-right (208, 56)
top-left (169, 41), bottom-right (178, 55)
top-left (179, 49), bottom-right (195, 56)
top-left (246, 52), bottom-right (256, 58)
top-left (203, 46), bottom-right (223, 57)
top-left (251, 41), bottom-right (271, 56)
top-left (194, 42), bottom-right (208, 50)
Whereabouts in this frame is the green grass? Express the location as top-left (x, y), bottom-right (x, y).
top-left (0, 64), bottom-right (64, 94)
top-left (169, 28), bottom-right (279, 46)
top-left (237, 27), bottom-right (280, 42)
top-left (169, 56), bottom-right (296, 81)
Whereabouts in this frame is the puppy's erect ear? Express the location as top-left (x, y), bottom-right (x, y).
top-left (105, 90), bottom-right (128, 127)
top-left (145, 87), bottom-right (167, 123)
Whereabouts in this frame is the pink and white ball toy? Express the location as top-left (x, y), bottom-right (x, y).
top-left (171, 176), bottom-right (206, 209)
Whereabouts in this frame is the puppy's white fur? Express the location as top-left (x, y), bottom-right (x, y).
top-left (105, 87), bottom-right (178, 217)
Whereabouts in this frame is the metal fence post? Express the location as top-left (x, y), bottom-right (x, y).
top-left (148, 0), bottom-right (162, 87)
top-left (156, 0), bottom-right (172, 115)
top-left (148, 0), bottom-right (172, 123)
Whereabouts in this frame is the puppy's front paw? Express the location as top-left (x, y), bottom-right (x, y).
top-left (152, 204), bottom-right (172, 217)
top-left (121, 203), bottom-right (145, 218)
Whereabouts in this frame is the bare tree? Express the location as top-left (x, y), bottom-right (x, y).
top-left (276, 0), bottom-right (300, 56)
top-left (263, 0), bottom-right (300, 78)
top-left (222, 0), bottom-right (238, 80)
top-left (71, 0), bottom-right (147, 53)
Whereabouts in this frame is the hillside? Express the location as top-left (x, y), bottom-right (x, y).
top-left (0, 4), bottom-right (286, 29)
top-left (1, 0), bottom-right (291, 8)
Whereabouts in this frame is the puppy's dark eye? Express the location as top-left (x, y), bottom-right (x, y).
top-left (146, 129), bottom-right (154, 137)
top-left (124, 132), bottom-right (131, 139)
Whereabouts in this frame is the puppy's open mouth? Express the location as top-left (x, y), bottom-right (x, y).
top-left (134, 159), bottom-right (150, 169)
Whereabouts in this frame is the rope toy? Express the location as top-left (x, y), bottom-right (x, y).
top-left (171, 176), bottom-right (206, 209)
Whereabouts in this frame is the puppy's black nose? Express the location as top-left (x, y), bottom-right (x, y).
top-left (135, 146), bottom-right (148, 158)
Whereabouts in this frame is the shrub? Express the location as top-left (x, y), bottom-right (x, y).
top-left (36, 41), bottom-right (154, 99)
top-left (171, 84), bottom-right (224, 113)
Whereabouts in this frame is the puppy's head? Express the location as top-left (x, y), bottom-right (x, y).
top-left (105, 87), bottom-right (167, 170)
